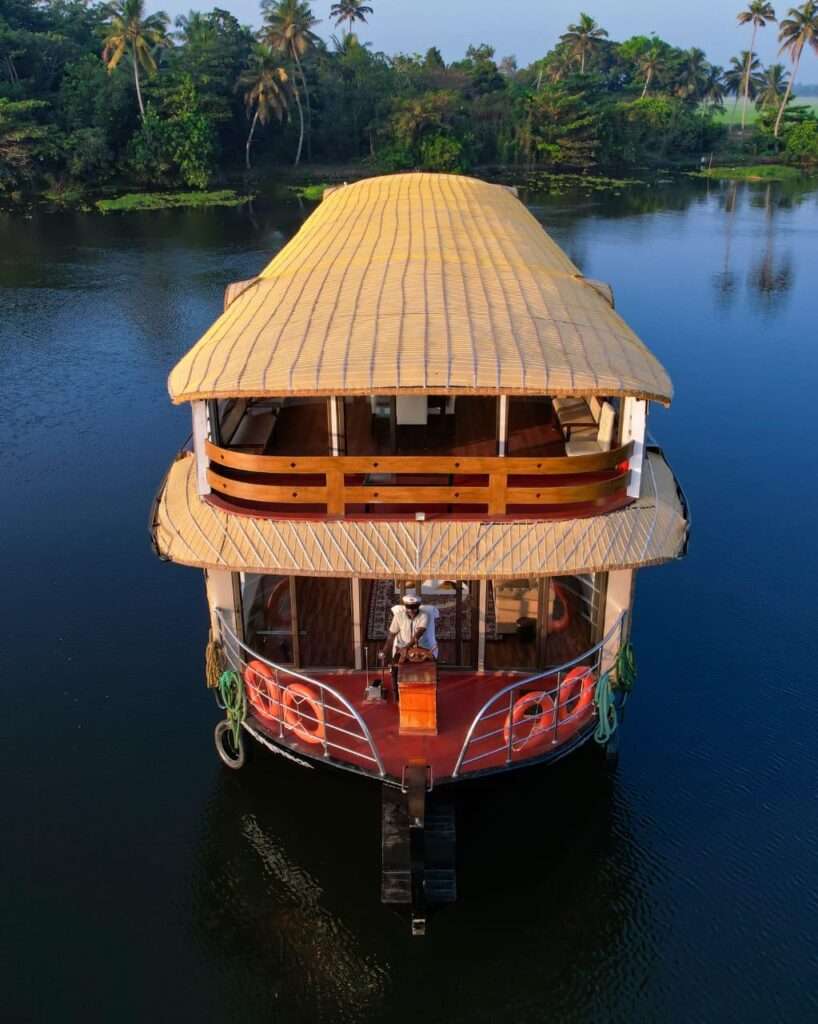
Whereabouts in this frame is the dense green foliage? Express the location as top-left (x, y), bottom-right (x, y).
top-left (2, 0), bottom-right (818, 198)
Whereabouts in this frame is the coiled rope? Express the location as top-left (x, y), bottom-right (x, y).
top-left (594, 671), bottom-right (617, 745)
top-left (594, 642), bottom-right (637, 745)
top-left (218, 670), bottom-right (245, 748)
top-left (205, 632), bottom-right (223, 690)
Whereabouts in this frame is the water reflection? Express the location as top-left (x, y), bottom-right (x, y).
top-left (748, 184), bottom-right (794, 311)
top-left (192, 744), bottom-right (656, 1022)
top-left (714, 182), bottom-right (738, 306)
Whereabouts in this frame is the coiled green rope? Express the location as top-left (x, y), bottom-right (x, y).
top-left (594, 643), bottom-right (637, 745)
top-left (594, 671), bottom-right (617, 745)
top-left (218, 670), bottom-right (245, 748)
top-left (615, 642), bottom-right (637, 692)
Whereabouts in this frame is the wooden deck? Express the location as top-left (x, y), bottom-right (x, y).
top-left (207, 396), bottom-right (631, 520)
top-left (250, 667), bottom-right (596, 782)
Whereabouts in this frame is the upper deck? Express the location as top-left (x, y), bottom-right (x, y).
top-left (154, 173), bottom-right (687, 574)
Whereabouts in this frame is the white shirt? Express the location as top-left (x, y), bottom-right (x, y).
top-left (389, 604), bottom-right (439, 655)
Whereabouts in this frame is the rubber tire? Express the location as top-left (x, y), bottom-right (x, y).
top-left (214, 719), bottom-right (246, 770)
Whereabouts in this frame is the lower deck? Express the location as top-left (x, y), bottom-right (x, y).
top-left (248, 668), bottom-right (597, 782)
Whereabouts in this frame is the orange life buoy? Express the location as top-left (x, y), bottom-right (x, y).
top-left (282, 682), bottom-right (326, 746)
top-left (548, 583), bottom-right (572, 633)
top-left (557, 665), bottom-right (596, 739)
top-left (244, 660), bottom-right (281, 722)
top-left (503, 691), bottom-right (556, 754)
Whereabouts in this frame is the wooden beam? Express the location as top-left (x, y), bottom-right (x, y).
top-left (204, 440), bottom-right (633, 476)
top-left (326, 467), bottom-right (345, 515)
top-left (488, 473), bottom-right (507, 515)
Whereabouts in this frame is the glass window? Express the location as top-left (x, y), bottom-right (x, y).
top-left (242, 573), bottom-right (294, 664)
top-left (485, 574), bottom-right (607, 672)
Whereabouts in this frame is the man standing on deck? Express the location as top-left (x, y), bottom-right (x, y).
top-left (379, 592), bottom-right (439, 691)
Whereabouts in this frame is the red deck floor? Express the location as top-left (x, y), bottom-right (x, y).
top-left (250, 669), bottom-right (595, 781)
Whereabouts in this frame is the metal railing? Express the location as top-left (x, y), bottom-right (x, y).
top-left (216, 608), bottom-right (386, 777)
top-left (452, 612), bottom-right (627, 778)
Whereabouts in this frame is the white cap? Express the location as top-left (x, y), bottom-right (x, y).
top-left (402, 592), bottom-right (421, 606)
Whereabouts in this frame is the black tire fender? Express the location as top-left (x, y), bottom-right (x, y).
top-left (214, 719), bottom-right (246, 770)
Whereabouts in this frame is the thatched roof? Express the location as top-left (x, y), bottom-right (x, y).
top-left (152, 451), bottom-right (687, 577)
top-left (168, 173), bottom-right (672, 405)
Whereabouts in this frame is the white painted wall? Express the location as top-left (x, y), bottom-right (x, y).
top-left (191, 400), bottom-right (211, 497)
top-left (621, 397), bottom-right (647, 499)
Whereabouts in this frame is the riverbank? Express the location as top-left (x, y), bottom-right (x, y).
top-left (4, 160), bottom-right (817, 215)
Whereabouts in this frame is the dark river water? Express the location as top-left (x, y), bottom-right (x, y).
top-left (3, 174), bottom-right (818, 1022)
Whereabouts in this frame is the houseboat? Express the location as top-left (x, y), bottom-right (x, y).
top-left (151, 173), bottom-right (689, 932)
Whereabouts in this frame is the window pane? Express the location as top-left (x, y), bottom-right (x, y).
top-left (242, 573), bottom-right (294, 664)
top-left (485, 579), bottom-right (539, 670)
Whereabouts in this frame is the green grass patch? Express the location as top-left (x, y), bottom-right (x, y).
top-left (694, 164), bottom-right (802, 181)
top-left (289, 182), bottom-right (330, 201)
top-left (522, 171), bottom-right (645, 195)
top-left (711, 97), bottom-right (818, 126)
top-left (96, 189), bottom-right (251, 213)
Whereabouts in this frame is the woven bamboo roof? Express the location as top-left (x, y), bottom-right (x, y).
top-left (152, 451), bottom-right (687, 578)
top-left (168, 173), bottom-right (672, 405)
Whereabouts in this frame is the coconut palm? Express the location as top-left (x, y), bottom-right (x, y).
top-left (675, 47), bottom-right (710, 101)
top-left (702, 65), bottom-right (727, 108)
top-left (559, 13), bottom-right (608, 74)
top-left (756, 62), bottom-right (790, 107)
top-left (638, 46), bottom-right (665, 97)
top-left (174, 10), bottom-right (215, 46)
top-left (737, 2), bottom-right (777, 128)
top-left (101, 0), bottom-right (170, 120)
top-left (240, 46), bottom-right (289, 169)
top-left (774, 1), bottom-right (818, 136)
top-left (329, 0), bottom-right (372, 35)
top-left (724, 51), bottom-right (763, 105)
top-left (261, 0), bottom-right (320, 162)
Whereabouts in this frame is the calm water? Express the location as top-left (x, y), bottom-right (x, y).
top-left (3, 176), bottom-right (818, 1022)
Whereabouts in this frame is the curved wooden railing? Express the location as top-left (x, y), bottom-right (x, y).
top-left (204, 440), bottom-right (633, 517)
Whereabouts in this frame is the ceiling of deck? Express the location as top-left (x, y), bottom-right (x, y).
top-left (168, 173), bottom-right (673, 406)
top-left (152, 451), bottom-right (687, 578)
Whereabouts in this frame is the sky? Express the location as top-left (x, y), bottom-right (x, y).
top-left (162, 0), bottom-right (818, 79)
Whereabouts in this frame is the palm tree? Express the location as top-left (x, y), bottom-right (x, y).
top-left (756, 62), bottom-right (790, 107)
top-left (329, 0), bottom-right (373, 35)
top-left (560, 13), bottom-right (608, 74)
top-left (101, 0), bottom-right (170, 120)
top-left (240, 46), bottom-right (289, 169)
top-left (774, 1), bottom-right (818, 136)
top-left (702, 64), bottom-right (727, 107)
top-left (724, 51), bottom-right (763, 106)
top-left (638, 46), bottom-right (665, 97)
top-left (675, 47), bottom-right (710, 101)
top-left (261, 0), bottom-right (320, 161)
top-left (737, 2), bottom-right (777, 128)
top-left (174, 10), bottom-right (215, 46)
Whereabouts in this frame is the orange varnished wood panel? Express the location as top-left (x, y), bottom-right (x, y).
top-left (205, 439), bottom-right (633, 476)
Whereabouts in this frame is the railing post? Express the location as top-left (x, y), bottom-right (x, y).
top-left (320, 688), bottom-right (329, 759)
top-left (488, 472), bottom-right (507, 516)
top-left (553, 671), bottom-right (562, 745)
top-left (326, 467), bottom-right (344, 516)
top-left (505, 690), bottom-right (516, 764)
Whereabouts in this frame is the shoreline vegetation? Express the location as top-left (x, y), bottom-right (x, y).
top-left (95, 188), bottom-right (253, 211)
top-left (3, 1), bottom-right (818, 212)
top-left (19, 162), bottom-right (817, 216)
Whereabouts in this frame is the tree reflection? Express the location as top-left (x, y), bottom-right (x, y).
top-left (713, 181), bottom-right (738, 307)
top-left (748, 183), bottom-right (794, 312)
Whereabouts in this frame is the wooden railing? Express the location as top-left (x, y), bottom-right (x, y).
top-left (204, 440), bottom-right (633, 517)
